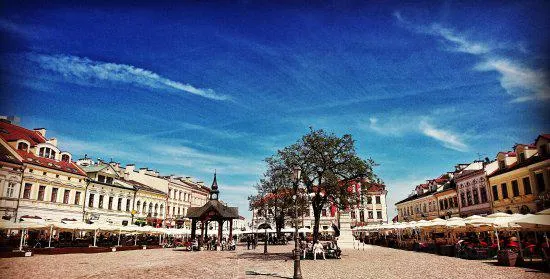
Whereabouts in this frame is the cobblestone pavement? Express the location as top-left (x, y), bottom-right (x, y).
top-left (0, 244), bottom-right (548, 279)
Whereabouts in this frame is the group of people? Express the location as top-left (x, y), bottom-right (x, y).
top-left (245, 235), bottom-right (258, 250)
top-left (191, 236), bottom-right (236, 251)
top-left (300, 238), bottom-right (341, 260)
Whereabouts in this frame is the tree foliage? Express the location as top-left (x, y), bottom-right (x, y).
top-left (278, 128), bottom-right (378, 242)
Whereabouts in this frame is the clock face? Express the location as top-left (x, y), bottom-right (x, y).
top-left (212, 193), bottom-right (218, 199)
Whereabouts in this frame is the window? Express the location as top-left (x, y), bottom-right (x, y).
top-left (453, 197), bottom-right (458, 207)
top-left (460, 192), bottom-right (466, 206)
top-left (106, 177), bottom-right (113, 184)
top-left (126, 199), bottom-right (131, 212)
top-left (366, 196), bottom-right (372, 204)
top-left (74, 191), bottom-right (81, 205)
top-left (179, 191), bottom-right (182, 201)
top-left (63, 189), bottom-right (70, 204)
top-left (38, 147), bottom-right (56, 159)
top-left (117, 198), bottom-right (122, 211)
top-left (443, 199), bottom-right (449, 209)
top-left (6, 182), bottom-right (16, 198)
top-left (136, 201), bottom-right (141, 213)
top-left (168, 189), bottom-right (172, 198)
top-left (37, 185), bottom-right (46, 201)
top-left (359, 211), bottom-right (364, 222)
top-left (439, 200), bottom-right (444, 210)
top-left (536, 173), bottom-right (546, 192)
top-left (523, 177), bottom-right (532, 195)
top-left (377, 211), bottom-right (382, 219)
top-left (511, 180), bottom-right (520, 197)
top-left (498, 160), bottom-right (506, 170)
top-left (322, 209), bottom-right (327, 217)
top-left (143, 202), bottom-right (147, 213)
top-left (108, 197), bottom-right (113, 210)
top-left (51, 187), bottom-right (58, 202)
top-left (473, 189), bottom-right (479, 204)
top-left (368, 211), bottom-right (373, 219)
top-left (375, 196), bottom-right (381, 204)
top-left (61, 154), bottom-right (70, 162)
top-left (154, 204), bottom-right (158, 217)
top-left (178, 207), bottom-right (181, 215)
top-left (89, 193), bottom-right (95, 207)
top-left (351, 210), bottom-right (356, 219)
top-left (98, 195), bottom-right (104, 208)
top-left (98, 175), bottom-right (106, 183)
top-left (17, 142), bottom-right (28, 151)
top-left (480, 187), bottom-right (487, 203)
top-left (148, 203), bottom-right (153, 214)
top-left (466, 191), bottom-right (472, 206)
top-left (501, 183), bottom-right (508, 199)
top-left (492, 185), bottom-right (499, 201)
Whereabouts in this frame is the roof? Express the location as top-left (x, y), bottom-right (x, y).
top-left (489, 154), bottom-right (549, 178)
top-left (0, 121), bottom-right (46, 145)
top-left (0, 140), bottom-right (22, 165)
top-left (80, 164), bottom-right (108, 173)
top-left (123, 179), bottom-right (166, 195)
top-left (395, 189), bottom-right (437, 205)
top-left (186, 199), bottom-right (239, 220)
top-left (0, 122), bottom-right (86, 176)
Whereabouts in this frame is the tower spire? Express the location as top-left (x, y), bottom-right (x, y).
top-left (210, 171), bottom-right (219, 200)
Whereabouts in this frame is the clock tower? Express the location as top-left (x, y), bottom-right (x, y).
top-left (209, 171), bottom-right (219, 200)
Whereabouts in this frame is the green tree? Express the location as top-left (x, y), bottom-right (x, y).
top-left (278, 128), bottom-right (378, 242)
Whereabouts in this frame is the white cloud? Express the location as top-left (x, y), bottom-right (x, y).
top-left (367, 117), bottom-right (413, 136)
top-left (419, 121), bottom-right (468, 152)
top-left (475, 59), bottom-right (550, 102)
top-left (394, 11), bottom-right (549, 103)
top-left (366, 114), bottom-right (469, 152)
top-left (26, 53), bottom-right (229, 101)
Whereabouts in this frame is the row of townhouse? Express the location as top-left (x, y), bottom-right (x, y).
top-left (0, 120), bottom-right (231, 228)
top-left (252, 178), bottom-right (388, 231)
top-left (395, 134), bottom-right (550, 221)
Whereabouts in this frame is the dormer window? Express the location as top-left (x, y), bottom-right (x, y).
top-left (61, 154), bottom-right (70, 162)
top-left (498, 160), bottom-right (506, 170)
top-left (39, 147), bottom-right (56, 159)
top-left (17, 142), bottom-right (29, 151)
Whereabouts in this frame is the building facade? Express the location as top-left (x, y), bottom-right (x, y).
top-left (489, 139), bottom-right (550, 214)
top-left (76, 158), bottom-right (136, 226)
top-left (456, 161), bottom-right (497, 216)
top-left (0, 121), bottom-right (88, 222)
top-left (0, 138), bottom-right (24, 220)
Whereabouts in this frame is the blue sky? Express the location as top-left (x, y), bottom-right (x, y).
top-left (1, 1), bottom-right (549, 220)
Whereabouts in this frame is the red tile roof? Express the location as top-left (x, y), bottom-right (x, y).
top-left (0, 121), bottom-right (86, 176)
top-left (0, 121), bottom-right (46, 145)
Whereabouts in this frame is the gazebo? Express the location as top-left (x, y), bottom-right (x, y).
top-left (186, 172), bottom-right (239, 242)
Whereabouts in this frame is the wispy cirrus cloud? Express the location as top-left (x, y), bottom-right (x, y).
top-left (366, 114), bottom-right (468, 152)
top-left (25, 53), bottom-right (229, 101)
top-left (418, 120), bottom-right (468, 152)
top-left (474, 59), bottom-right (550, 102)
top-left (393, 11), bottom-right (550, 103)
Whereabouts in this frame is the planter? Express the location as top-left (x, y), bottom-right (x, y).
top-left (497, 250), bottom-right (518, 267)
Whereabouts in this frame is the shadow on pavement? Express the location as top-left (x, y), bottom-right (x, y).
top-left (245, 270), bottom-right (292, 278)
top-left (237, 252), bottom-right (293, 261)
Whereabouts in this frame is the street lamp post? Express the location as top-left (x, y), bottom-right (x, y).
top-left (292, 165), bottom-right (302, 279)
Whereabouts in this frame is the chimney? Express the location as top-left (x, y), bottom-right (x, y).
top-left (139, 168), bottom-right (147, 174)
top-left (125, 164), bottom-right (136, 173)
top-left (48, 138), bottom-right (58, 147)
top-left (33, 128), bottom-right (46, 137)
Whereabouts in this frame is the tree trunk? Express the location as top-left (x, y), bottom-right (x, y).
top-left (275, 214), bottom-right (285, 239)
top-left (312, 205), bottom-right (322, 243)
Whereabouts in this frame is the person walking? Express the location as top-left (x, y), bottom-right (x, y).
top-left (246, 236), bottom-right (251, 250)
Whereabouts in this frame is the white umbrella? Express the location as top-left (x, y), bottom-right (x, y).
top-left (297, 227), bottom-right (311, 233)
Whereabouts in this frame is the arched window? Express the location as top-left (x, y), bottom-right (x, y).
top-left (38, 147), bottom-right (56, 159)
top-left (149, 203), bottom-right (153, 213)
top-left (143, 202), bottom-right (147, 213)
top-left (160, 204), bottom-right (164, 217)
top-left (17, 142), bottom-right (28, 151)
top-left (61, 154), bottom-right (70, 162)
top-left (154, 204), bottom-right (158, 217)
top-left (136, 201), bottom-right (141, 213)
